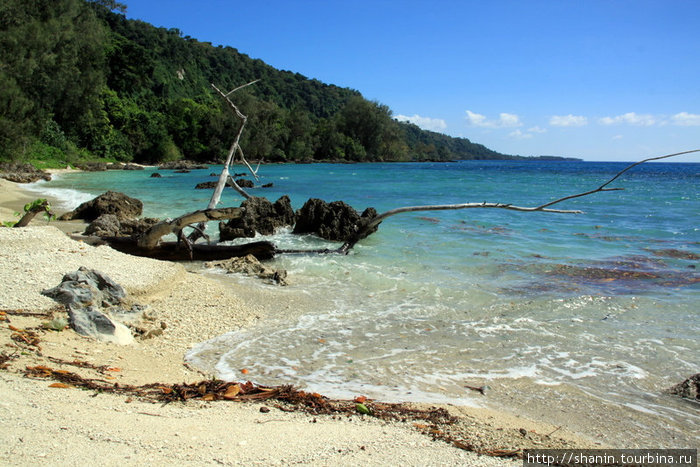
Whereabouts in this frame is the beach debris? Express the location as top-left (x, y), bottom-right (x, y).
top-left (355, 402), bottom-right (371, 415)
top-left (464, 384), bottom-right (489, 395)
top-left (206, 255), bottom-right (288, 286)
top-left (9, 326), bottom-right (41, 350)
top-left (665, 373), bottom-right (700, 402)
top-left (41, 267), bottom-right (142, 345)
top-left (43, 317), bottom-right (69, 331)
top-left (59, 191), bottom-right (143, 222)
top-left (15, 362), bottom-right (548, 459)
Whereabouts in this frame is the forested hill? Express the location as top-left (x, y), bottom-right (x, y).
top-left (1, 0), bottom-right (512, 165)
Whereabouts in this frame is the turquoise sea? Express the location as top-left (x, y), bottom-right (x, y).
top-left (30, 160), bottom-right (699, 446)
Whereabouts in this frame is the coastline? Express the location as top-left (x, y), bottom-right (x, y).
top-left (0, 176), bottom-right (600, 465)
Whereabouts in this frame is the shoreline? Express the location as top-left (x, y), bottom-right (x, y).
top-left (0, 177), bottom-right (600, 465)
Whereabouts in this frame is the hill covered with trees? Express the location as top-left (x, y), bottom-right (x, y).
top-left (1, 0), bottom-right (512, 166)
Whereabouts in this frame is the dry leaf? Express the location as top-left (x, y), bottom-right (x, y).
top-left (106, 367), bottom-right (121, 372)
top-left (354, 395), bottom-right (367, 403)
top-left (223, 384), bottom-right (241, 399)
top-left (202, 393), bottom-right (216, 401)
top-left (240, 368), bottom-right (249, 375)
top-left (49, 382), bottom-right (72, 389)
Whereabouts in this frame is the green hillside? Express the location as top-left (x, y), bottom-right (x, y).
top-left (0, 0), bottom-right (510, 166)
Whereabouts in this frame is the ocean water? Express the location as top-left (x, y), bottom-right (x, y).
top-left (31, 160), bottom-right (699, 445)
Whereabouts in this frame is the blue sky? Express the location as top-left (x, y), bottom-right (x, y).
top-left (124, 0), bottom-right (700, 162)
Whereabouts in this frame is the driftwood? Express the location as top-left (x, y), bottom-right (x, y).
top-left (336, 150), bottom-right (699, 252)
top-left (98, 237), bottom-right (276, 261)
top-left (13, 199), bottom-right (53, 227)
top-left (137, 207), bottom-right (243, 248)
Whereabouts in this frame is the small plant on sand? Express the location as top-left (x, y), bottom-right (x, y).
top-left (2, 198), bottom-right (55, 228)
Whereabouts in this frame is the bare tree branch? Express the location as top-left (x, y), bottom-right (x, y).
top-left (535, 149), bottom-right (699, 210)
top-left (338, 149), bottom-right (700, 252)
top-left (138, 207), bottom-right (242, 248)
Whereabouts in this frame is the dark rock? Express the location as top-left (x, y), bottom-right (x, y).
top-left (76, 162), bottom-right (107, 172)
top-left (196, 178), bottom-right (255, 189)
top-left (235, 178), bottom-right (254, 188)
top-left (174, 169), bottom-right (191, 173)
top-left (209, 173), bottom-right (218, 177)
top-left (84, 214), bottom-right (121, 237)
top-left (158, 160), bottom-right (208, 170)
top-left (59, 191), bottom-right (143, 222)
top-left (150, 172), bottom-right (162, 178)
top-left (41, 267), bottom-right (136, 344)
top-left (219, 196), bottom-right (295, 241)
top-left (0, 163), bottom-right (52, 183)
top-left (195, 180), bottom-right (233, 189)
top-left (84, 214), bottom-right (159, 237)
top-left (293, 198), bottom-right (378, 242)
top-left (666, 374), bottom-right (700, 401)
top-left (206, 255), bottom-right (288, 285)
top-left (106, 163), bottom-right (124, 170)
top-left (261, 183), bottom-right (274, 188)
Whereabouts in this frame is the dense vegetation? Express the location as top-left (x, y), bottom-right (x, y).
top-left (0, 0), bottom-right (510, 166)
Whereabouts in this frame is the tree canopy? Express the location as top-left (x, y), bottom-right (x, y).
top-left (1, 0), bottom-right (512, 166)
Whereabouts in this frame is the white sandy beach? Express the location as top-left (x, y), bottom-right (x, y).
top-left (0, 176), bottom-right (596, 465)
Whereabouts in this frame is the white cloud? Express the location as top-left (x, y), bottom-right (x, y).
top-left (671, 112), bottom-right (700, 126)
top-left (395, 114), bottom-right (447, 131)
top-left (612, 134), bottom-right (624, 140)
top-left (528, 126), bottom-right (547, 134)
top-left (599, 112), bottom-right (656, 126)
top-left (465, 110), bottom-right (522, 128)
top-left (550, 114), bottom-right (588, 127)
top-left (509, 129), bottom-right (532, 139)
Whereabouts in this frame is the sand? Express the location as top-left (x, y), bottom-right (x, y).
top-left (0, 176), bottom-right (597, 465)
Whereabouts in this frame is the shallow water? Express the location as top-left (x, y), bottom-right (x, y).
top-left (33, 160), bottom-right (699, 446)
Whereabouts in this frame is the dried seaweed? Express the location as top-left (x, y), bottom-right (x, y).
top-left (1, 306), bottom-right (64, 318)
top-left (17, 364), bottom-right (520, 458)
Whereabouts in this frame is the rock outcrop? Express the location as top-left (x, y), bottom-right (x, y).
top-left (158, 160), bottom-right (208, 170)
top-left (0, 163), bottom-right (51, 183)
top-left (293, 198), bottom-right (378, 242)
top-left (84, 214), bottom-right (159, 237)
top-left (59, 191), bottom-right (143, 222)
top-left (219, 196), bottom-right (295, 241)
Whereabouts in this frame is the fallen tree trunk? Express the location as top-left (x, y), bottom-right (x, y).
top-left (136, 207), bottom-right (242, 249)
top-left (90, 236), bottom-right (276, 261)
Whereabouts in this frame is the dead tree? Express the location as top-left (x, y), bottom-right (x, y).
top-left (185, 80), bottom-right (261, 247)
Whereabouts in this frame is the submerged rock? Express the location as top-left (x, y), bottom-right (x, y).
top-left (206, 254), bottom-right (287, 285)
top-left (59, 191), bottom-right (143, 222)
